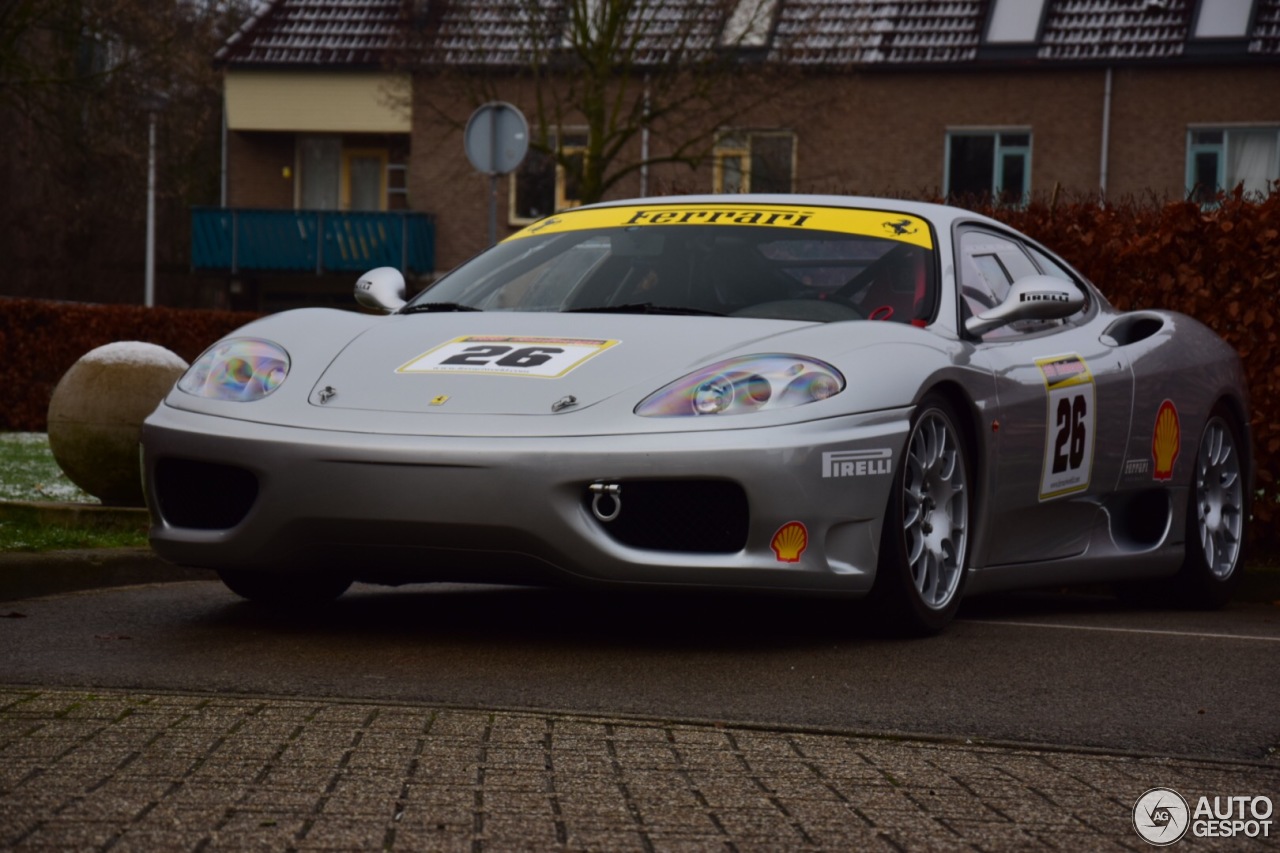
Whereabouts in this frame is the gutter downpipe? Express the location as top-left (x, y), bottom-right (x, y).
top-left (1099, 67), bottom-right (1112, 200)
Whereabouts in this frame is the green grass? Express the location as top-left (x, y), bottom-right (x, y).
top-left (0, 433), bottom-right (148, 552)
top-left (0, 523), bottom-right (147, 552)
top-left (0, 433), bottom-right (96, 503)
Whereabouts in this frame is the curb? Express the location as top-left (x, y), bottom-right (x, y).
top-left (0, 547), bottom-right (210, 602)
top-left (0, 498), bottom-right (148, 532)
top-left (0, 500), bottom-right (208, 601)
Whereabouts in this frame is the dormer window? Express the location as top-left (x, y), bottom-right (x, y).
top-left (565, 0), bottom-right (604, 45)
top-left (1193, 0), bottom-right (1254, 38)
top-left (985, 0), bottom-right (1048, 43)
top-left (721, 0), bottom-right (778, 48)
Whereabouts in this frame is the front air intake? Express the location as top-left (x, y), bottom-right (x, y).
top-left (154, 458), bottom-right (259, 530)
top-left (586, 480), bottom-right (749, 553)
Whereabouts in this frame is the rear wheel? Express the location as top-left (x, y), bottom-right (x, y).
top-left (869, 395), bottom-right (972, 634)
top-left (217, 568), bottom-right (352, 606)
top-left (1174, 409), bottom-right (1245, 608)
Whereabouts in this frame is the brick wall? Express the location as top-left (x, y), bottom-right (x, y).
top-left (226, 132), bottom-right (296, 208)
top-left (1107, 64), bottom-right (1280, 200)
top-left (377, 63), bottom-right (1280, 272)
top-left (409, 87), bottom-right (490, 275)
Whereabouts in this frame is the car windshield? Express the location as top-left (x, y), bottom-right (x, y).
top-left (406, 204), bottom-right (938, 324)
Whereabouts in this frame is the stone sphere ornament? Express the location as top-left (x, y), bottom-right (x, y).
top-left (47, 342), bottom-right (188, 507)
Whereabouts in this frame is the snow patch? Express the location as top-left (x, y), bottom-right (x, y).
top-left (81, 341), bottom-right (188, 370)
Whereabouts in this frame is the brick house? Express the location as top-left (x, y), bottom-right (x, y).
top-left (210, 0), bottom-right (1280, 307)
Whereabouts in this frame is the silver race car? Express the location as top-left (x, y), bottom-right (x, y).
top-left (141, 195), bottom-right (1252, 632)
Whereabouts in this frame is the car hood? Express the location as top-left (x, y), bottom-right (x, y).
top-left (310, 312), bottom-right (817, 415)
top-left (162, 307), bottom-right (956, 436)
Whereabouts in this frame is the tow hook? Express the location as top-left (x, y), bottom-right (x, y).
top-left (589, 482), bottom-right (622, 522)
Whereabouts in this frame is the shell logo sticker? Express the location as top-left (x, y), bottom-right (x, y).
top-left (770, 521), bottom-right (809, 563)
top-left (1152, 400), bottom-right (1180, 481)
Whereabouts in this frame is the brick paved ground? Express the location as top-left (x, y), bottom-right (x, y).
top-left (1, 688), bottom-right (1276, 851)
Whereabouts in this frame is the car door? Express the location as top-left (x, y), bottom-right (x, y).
top-left (958, 227), bottom-right (1135, 566)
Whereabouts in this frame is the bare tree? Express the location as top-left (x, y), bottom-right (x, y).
top-left (400, 0), bottom-right (800, 206)
top-left (0, 0), bottom-right (253, 303)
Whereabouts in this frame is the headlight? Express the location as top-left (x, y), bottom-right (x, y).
top-left (177, 338), bottom-right (290, 402)
top-left (636, 355), bottom-right (844, 417)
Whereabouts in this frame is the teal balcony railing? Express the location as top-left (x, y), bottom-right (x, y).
top-left (191, 208), bottom-right (435, 274)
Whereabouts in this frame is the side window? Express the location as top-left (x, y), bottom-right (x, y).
top-left (1024, 244), bottom-right (1072, 281)
top-left (957, 230), bottom-right (1039, 338)
top-left (1024, 243), bottom-right (1089, 310)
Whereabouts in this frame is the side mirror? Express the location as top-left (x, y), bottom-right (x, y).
top-left (354, 267), bottom-right (407, 313)
top-left (965, 275), bottom-right (1085, 336)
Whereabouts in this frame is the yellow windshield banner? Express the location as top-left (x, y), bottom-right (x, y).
top-left (507, 204), bottom-right (934, 250)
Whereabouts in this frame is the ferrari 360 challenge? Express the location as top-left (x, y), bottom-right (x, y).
top-left (141, 195), bottom-right (1252, 632)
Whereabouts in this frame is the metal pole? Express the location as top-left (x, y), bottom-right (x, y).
top-left (402, 214), bottom-right (409, 273)
top-left (489, 175), bottom-right (498, 247)
top-left (145, 111), bottom-right (157, 308)
top-left (317, 211), bottom-right (324, 275)
top-left (489, 108), bottom-right (500, 246)
top-left (220, 95), bottom-right (228, 207)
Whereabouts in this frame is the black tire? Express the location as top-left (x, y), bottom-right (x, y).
top-left (217, 568), bottom-right (352, 606)
top-left (868, 394), bottom-right (972, 635)
top-left (1173, 407), bottom-right (1246, 609)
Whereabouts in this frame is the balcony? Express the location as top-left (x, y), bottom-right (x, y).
top-left (191, 208), bottom-right (435, 275)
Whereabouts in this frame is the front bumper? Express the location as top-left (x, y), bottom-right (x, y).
top-left (141, 404), bottom-right (911, 594)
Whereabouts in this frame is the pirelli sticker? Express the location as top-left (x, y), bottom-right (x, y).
top-left (398, 336), bottom-right (619, 378)
top-left (1036, 354), bottom-right (1096, 501)
top-left (507, 204), bottom-right (934, 250)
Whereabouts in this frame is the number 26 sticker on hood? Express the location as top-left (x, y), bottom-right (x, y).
top-left (398, 336), bottom-right (621, 378)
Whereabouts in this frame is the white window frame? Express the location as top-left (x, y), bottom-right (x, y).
top-left (944, 129), bottom-right (1032, 205)
top-left (386, 163), bottom-right (409, 210)
top-left (1186, 125), bottom-right (1280, 201)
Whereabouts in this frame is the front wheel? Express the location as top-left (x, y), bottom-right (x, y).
top-left (217, 568), bottom-right (352, 606)
top-left (1174, 409), bottom-right (1246, 608)
top-left (868, 395), bottom-right (972, 634)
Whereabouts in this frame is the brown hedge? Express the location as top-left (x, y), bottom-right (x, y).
top-left (0, 300), bottom-right (260, 432)
top-left (2, 191), bottom-right (1276, 548)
